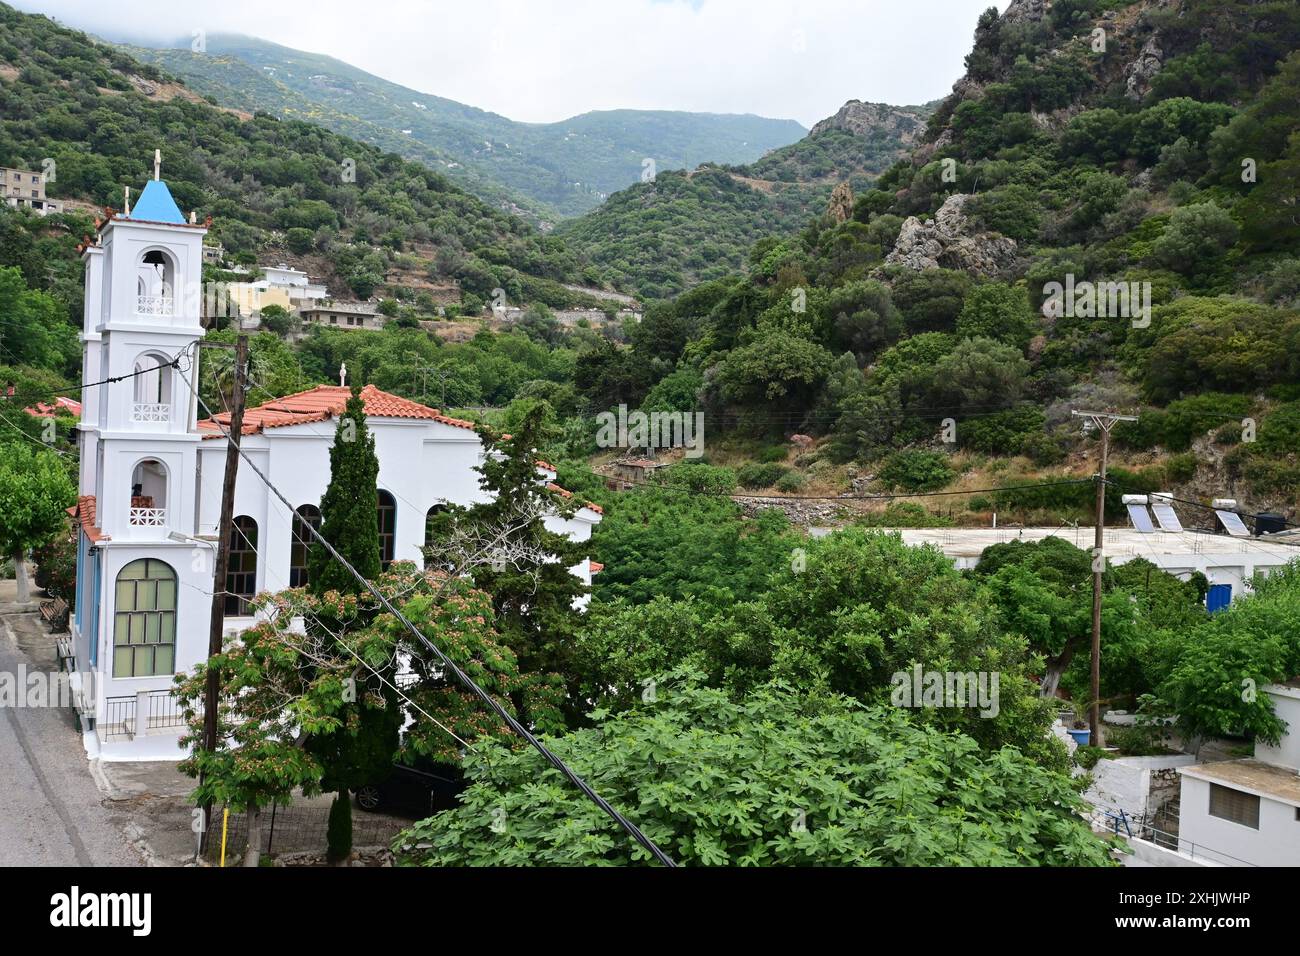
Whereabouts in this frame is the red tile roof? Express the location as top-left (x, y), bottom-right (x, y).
top-left (195, 384), bottom-right (604, 517)
top-left (198, 384), bottom-right (478, 437)
top-left (546, 482), bottom-right (603, 515)
top-left (589, 561), bottom-right (604, 574)
top-left (68, 494), bottom-right (108, 542)
top-left (25, 396), bottom-right (81, 418)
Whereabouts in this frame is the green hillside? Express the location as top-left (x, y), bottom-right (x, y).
top-left (558, 102), bottom-right (930, 300)
top-left (0, 3), bottom-right (607, 329)
top-left (572, 0), bottom-right (1300, 520)
top-left (125, 34), bottom-right (807, 222)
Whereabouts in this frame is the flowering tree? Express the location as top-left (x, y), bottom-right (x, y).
top-left (175, 562), bottom-right (565, 865)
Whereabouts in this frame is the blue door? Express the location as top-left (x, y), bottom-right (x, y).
top-left (1207, 584), bottom-right (1232, 613)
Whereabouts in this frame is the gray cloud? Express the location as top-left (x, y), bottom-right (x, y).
top-left (15, 0), bottom-right (995, 126)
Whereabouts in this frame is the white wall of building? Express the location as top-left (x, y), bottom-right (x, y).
top-left (1176, 775), bottom-right (1300, 867)
top-left (1256, 686), bottom-right (1300, 771)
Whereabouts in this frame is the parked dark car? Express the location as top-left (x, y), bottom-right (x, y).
top-left (354, 760), bottom-right (467, 819)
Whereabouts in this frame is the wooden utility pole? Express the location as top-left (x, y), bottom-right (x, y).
top-left (200, 334), bottom-right (249, 848)
top-left (1071, 409), bottom-right (1137, 747)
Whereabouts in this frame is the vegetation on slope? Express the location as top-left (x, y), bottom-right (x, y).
top-left (127, 34), bottom-right (807, 221)
top-left (569, 0), bottom-right (1300, 519)
top-left (0, 2), bottom-right (600, 320)
top-left (559, 105), bottom-right (931, 299)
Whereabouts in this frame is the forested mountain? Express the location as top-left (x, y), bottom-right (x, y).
top-left (0, 3), bottom-right (618, 338)
top-left (577, 0), bottom-right (1300, 520)
top-left (557, 101), bottom-right (930, 299)
top-left (124, 34), bottom-right (806, 223)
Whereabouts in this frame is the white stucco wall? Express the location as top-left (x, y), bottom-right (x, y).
top-left (1177, 775), bottom-right (1300, 867)
top-left (1084, 754), bottom-right (1197, 821)
top-left (1256, 687), bottom-right (1300, 771)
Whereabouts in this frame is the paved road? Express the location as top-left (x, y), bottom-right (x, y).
top-left (0, 616), bottom-right (142, 866)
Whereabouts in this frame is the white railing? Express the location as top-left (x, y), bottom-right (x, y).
top-left (131, 402), bottom-right (170, 423)
top-left (129, 507), bottom-right (166, 527)
top-left (136, 294), bottom-right (174, 315)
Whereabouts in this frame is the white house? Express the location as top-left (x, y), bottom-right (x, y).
top-left (828, 526), bottom-right (1300, 611)
top-left (66, 168), bottom-right (601, 761)
top-left (256, 262), bottom-right (328, 306)
top-left (1174, 681), bottom-right (1300, 867)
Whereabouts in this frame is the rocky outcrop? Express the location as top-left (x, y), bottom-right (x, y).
top-left (882, 193), bottom-right (1020, 278)
top-left (1125, 35), bottom-right (1164, 100)
top-left (809, 101), bottom-right (926, 144)
top-left (827, 182), bottom-right (854, 222)
top-left (1002, 0), bottom-right (1051, 25)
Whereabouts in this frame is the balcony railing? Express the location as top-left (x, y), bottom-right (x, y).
top-left (129, 507), bottom-right (166, 527)
top-left (136, 294), bottom-right (174, 316)
top-left (131, 402), bottom-right (170, 423)
top-left (101, 690), bottom-right (191, 741)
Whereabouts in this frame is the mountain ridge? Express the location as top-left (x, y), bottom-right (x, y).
top-left (123, 33), bottom-right (807, 223)
top-left (557, 99), bottom-right (932, 299)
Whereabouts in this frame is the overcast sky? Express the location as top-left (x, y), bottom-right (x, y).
top-left (16, 0), bottom-right (999, 128)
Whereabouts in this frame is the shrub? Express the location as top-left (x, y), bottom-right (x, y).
top-left (960, 406), bottom-right (1045, 454)
top-left (1162, 453), bottom-right (1199, 485)
top-left (955, 283), bottom-right (1037, 348)
top-left (1019, 430), bottom-right (1067, 466)
top-left (854, 501), bottom-right (954, 528)
top-left (737, 462), bottom-right (789, 489)
top-left (878, 450), bottom-right (955, 492)
top-left (658, 463), bottom-right (738, 496)
top-left (775, 471), bottom-right (806, 493)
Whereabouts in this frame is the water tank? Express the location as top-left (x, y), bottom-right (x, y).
top-left (1254, 512), bottom-right (1287, 536)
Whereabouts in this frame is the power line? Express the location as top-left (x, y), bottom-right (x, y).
top-left (0, 352), bottom-right (185, 402)
top-left (178, 364), bottom-right (676, 867)
top-left (0, 411), bottom-right (72, 455)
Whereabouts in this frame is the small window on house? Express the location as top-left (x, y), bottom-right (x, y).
top-left (225, 516), bottom-right (259, 615)
top-left (377, 490), bottom-right (397, 570)
top-left (423, 504), bottom-right (447, 569)
top-left (289, 504), bottom-right (322, 588)
top-left (1208, 783), bottom-right (1260, 829)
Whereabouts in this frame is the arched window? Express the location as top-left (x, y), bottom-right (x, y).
top-left (423, 504), bottom-right (447, 569)
top-left (131, 353), bottom-right (172, 421)
top-left (289, 504), bottom-right (322, 588)
top-left (225, 516), bottom-right (258, 615)
top-left (113, 559), bottom-right (177, 677)
top-left (129, 459), bottom-right (168, 526)
top-left (377, 491), bottom-right (397, 570)
top-left (137, 250), bottom-right (176, 315)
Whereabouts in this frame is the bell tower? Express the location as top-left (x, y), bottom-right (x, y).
top-left (78, 152), bottom-right (208, 541)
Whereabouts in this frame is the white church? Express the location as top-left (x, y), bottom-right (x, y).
top-left (65, 165), bottom-right (602, 760)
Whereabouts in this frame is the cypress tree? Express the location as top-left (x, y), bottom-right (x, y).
top-left (308, 386), bottom-right (380, 596)
top-left (325, 791), bottom-right (353, 864)
top-left (306, 385), bottom-right (398, 859)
